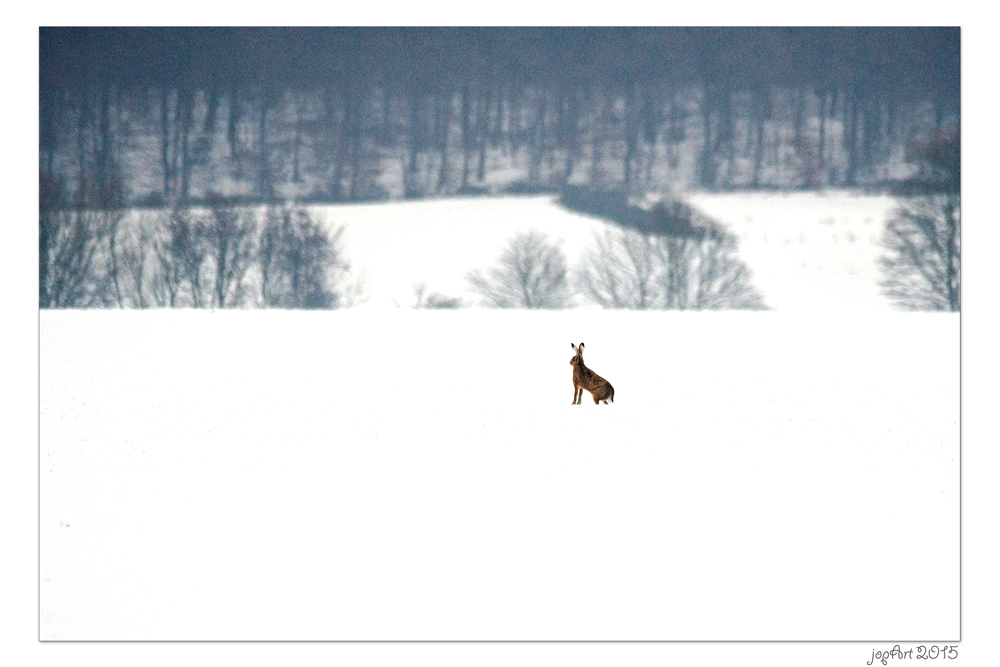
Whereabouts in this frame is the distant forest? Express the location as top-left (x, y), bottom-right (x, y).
top-left (39, 27), bottom-right (961, 208)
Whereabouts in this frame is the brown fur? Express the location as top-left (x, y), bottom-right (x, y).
top-left (570, 342), bottom-right (615, 405)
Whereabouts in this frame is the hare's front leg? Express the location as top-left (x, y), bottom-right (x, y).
top-left (572, 386), bottom-right (581, 404)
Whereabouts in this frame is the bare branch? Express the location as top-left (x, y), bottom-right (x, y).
top-left (467, 231), bottom-right (569, 309)
top-left (879, 195), bottom-right (960, 311)
top-left (577, 222), bottom-right (766, 310)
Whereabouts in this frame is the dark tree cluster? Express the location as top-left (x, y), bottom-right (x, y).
top-left (40, 28), bottom-right (960, 208)
top-left (39, 176), bottom-right (351, 309)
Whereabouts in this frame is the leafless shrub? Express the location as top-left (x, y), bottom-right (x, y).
top-left (339, 268), bottom-right (371, 308)
top-left (879, 195), bottom-right (960, 311)
top-left (413, 281), bottom-right (462, 309)
top-left (466, 230), bottom-right (570, 308)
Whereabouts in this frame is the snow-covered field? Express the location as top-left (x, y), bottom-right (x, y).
top-left (316, 195), bottom-right (610, 309)
top-left (39, 193), bottom-right (959, 641)
top-left (688, 191), bottom-right (899, 312)
top-left (318, 192), bottom-right (900, 312)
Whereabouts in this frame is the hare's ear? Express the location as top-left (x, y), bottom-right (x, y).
top-left (579, 342), bottom-right (585, 351)
top-left (571, 343), bottom-right (577, 351)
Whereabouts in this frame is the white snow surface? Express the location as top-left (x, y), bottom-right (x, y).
top-left (40, 307), bottom-right (958, 640)
top-left (39, 193), bottom-right (958, 640)
top-left (315, 195), bottom-right (610, 309)
top-left (687, 191), bottom-right (899, 312)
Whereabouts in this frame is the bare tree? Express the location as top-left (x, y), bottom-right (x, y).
top-left (675, 229), bottom-right (768, 310)
top-left (204, 202), bottom-right (257, 308)
top-left (413, 281), bottom-right (462, 309)
top-left (39, 175), bottom-right (61, 307)
top-left (119, 213), bottom-right (157, 308)
top-left (576, 228), bottom-right (658, 309)
top-left (95, 209), bottom-right (128, 308)
top-left (154, 208), bottom-right (209, 307)
top-left (576, 222), bottom-right (767, 310)
top-left (258, 207), bottom-right (283, 307)
top-left (40, 174), bottom-right (115, 308)
top-left (258, 205), bottom-right (348, 309)
top-left (467, 230), bottom-right (570, 308)
top-left (40, 208), bottom-right (110, 308)
top-left (879, 195), bottom-right (960, 311)
top-left (151, 212), bottom-right (183, 307)
top-left (115, 204), bottom-right (355, 310)
top-left (658, 237), bottom-right (693, 309)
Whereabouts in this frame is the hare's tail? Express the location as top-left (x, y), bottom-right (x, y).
top-left (610, 386), bottom-right (615, 403)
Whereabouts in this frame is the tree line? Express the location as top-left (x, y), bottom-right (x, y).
top-left (39, 175), bottom-right (355, 309)
top-left (39, 28), bottom-right (960, 208)
top-left (39, 169), bottom-right (959, 313)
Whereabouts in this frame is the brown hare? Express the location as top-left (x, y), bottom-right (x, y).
top-left (570, 342), bottom-right (614, 405)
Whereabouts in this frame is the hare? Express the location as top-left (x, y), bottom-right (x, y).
top-left (570, 342), bottom-right (615, 405)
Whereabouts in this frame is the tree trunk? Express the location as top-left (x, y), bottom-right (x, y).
top-left (818, 89), bottom-right (828, 180)
top-left (528, 91), bottom-right (544, 187)
top-left (477, 87), bottom-right (493, 184)
top-left (96, 83), bottom-right (112, 206)
top-left (381, 89), bottom-right (392, 146)
top-left (792, 87), bottom-right (806, 158)
top-left (204, 86), bottom-right (219, 135)
top-left (405, 92), bottom-right (421, 197)
top-left (666, 89), bottom-right (686, 170)
top-left (77, 88), bottom-right (90, 195)
top-left (460, 84), bottom-right (472, 190)
top-left (750, 86), bottom-right (769, 188)
top-left (292, 94), bottom-right (303, 183)
top-left (258, 87), bottom-right (272, 202)
top-left (944, 194), bottom-right (960, 311)
top-left (560, 87), bottom-right (579, 188)
top-left (170, 94), bottom-right (182, 199)
top-left (718, 84), bottom-right (734, 188)
top-left (348, 87), bottom-right (365, 201)
top-left (331, 89), bottom-right (347, 200)
top-left (698, 86), bottom-right (715, 188)
top-left (435, 91), bottom-right (454, 194)
top-left (160, 88), bottom-right (172, 198)
top-left (227, 85), bottom-right (240, 157)
top-left (844, 87), bottom-right (859, 187)
top-left (179, 87), bottom-right (193, 203)
top-left (107, 216), bottom-right (123, 308)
